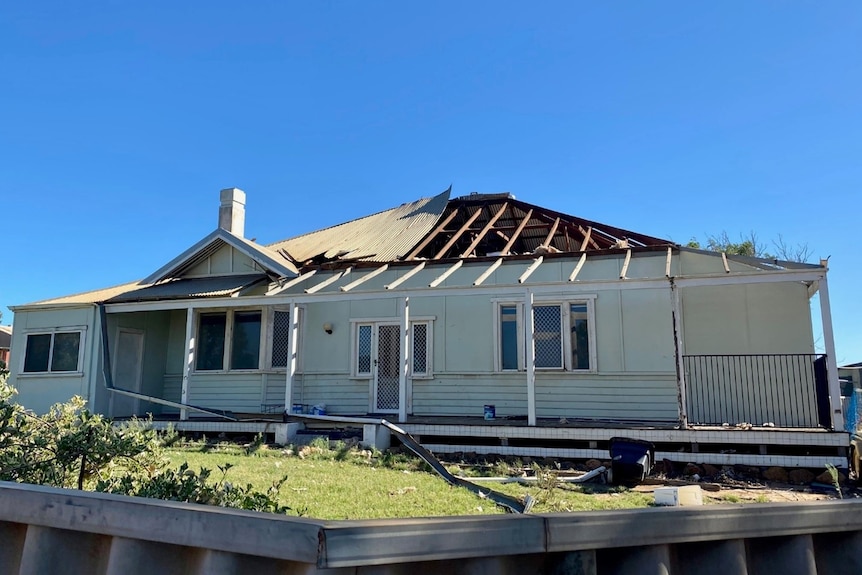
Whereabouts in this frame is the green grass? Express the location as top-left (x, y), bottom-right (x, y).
top-left (164, 439), bottom-right (653, 519)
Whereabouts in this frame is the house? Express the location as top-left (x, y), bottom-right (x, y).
top-left (7, 187), bottom-right (849, 467)
top-left (0, 325), bottom-right (11, 369)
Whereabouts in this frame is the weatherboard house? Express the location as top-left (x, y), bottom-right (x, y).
top-left (7, 188), bottom-right (849, 467)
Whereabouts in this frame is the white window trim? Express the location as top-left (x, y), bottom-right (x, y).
top-left (410, 320), bottom-right (434, 379)
top-left (19, 326), bottom-right (87, 377)
top-left (349, 316), bottom-right (436, 379)
top-left (493, 298), bottom-right (597, 374)
top-left (493, 302), bottom-right (525, 372)
top-left (193, 308), bottom-right (265, 373)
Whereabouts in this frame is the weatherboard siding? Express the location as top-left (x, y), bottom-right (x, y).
top-left (8, 306), bottom-right (97, 415)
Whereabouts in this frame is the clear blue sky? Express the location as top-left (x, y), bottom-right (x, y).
top-left (2, 3), bottom-right (860, 361)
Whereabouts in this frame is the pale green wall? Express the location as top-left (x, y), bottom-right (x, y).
top-left (680, 282), bottom-right (814, 355)
top-left (8, 306), bottom-right (97, 414)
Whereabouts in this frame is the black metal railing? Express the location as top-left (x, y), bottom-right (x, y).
top-left (683, 354), bottom-right (828, 428)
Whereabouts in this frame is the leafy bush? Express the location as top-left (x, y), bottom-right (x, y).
top-left (0, 379), bottom-right (290, 514)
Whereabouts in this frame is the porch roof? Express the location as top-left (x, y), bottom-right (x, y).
top-left (106, 274), bottom-right (269, 303)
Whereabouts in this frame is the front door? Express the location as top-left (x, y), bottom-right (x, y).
top-left (374, 324), bottom-right (401, 413)
top-left (111, 328), bottom-right (144, 418)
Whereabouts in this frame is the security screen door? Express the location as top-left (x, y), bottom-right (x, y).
top-left (375, 324), bottom-right (401, 412)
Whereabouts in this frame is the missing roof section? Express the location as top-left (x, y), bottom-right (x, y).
top-left (406, 196), bottom-right (673, 261)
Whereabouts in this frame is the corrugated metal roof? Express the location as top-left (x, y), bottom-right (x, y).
top-left (18, 281), bottom-right (148, 307)
top-left (106, 274), bottom-right (268, 303)
top-left (267, 188), bottom-right (451, 264)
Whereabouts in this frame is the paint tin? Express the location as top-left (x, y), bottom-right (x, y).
top-left (291, 403), bottom-right (304, 414)
top-left (484, 405), bottom-right (496, 420)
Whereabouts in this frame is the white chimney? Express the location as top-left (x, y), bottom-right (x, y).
top-left (218, 188), bottom-right (246, 237)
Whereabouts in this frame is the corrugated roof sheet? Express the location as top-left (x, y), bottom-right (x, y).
top-left (20, 281), bottom-right (148, 307)
top-left (106, 274), bottom-right (268, 303)
top-left (267, 188), bottom-right (451, 264)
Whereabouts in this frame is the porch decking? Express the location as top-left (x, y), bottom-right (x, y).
top-left (146, 412), bottom-right (849, 469)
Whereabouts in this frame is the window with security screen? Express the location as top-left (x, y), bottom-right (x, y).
top-left (495, 299), bottom-right (596, 372)
top-left (533, 305), bottom-right (563, 369)
top-left (411, 321), bottom-right (433, 377)
top-left (270, 310), bottom-right (291, 368)
top-left (352, 319), bottom-right (433, 378)
top-left (356, 324), bottom-right (373, 376)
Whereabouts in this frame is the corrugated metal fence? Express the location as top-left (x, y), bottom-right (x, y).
top-left (1, 482), bottom-right (861, 574)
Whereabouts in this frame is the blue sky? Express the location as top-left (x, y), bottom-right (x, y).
top-left (2, 3), bottom-right (860, 361)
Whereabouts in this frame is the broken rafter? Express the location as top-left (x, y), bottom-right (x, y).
top-left (518, 257), bottom-right (544, 283)
top-left (340, 264), bottom-right (389, 292)
top-left (266, 269), bottom-right (317, 295)
top-left (665, 247), bottom-right (673, 278)
top-left (501, 208), bottom-right (534, 255)
top-left (620, 249), bottom-right (632, 279)
top-left (541, 217), bottom-right (560, 249)
top-left (569, 253), bottom-right (587, 281)
top-left (305, 267), bottom-right (352, 294)
top-left (385, 261), bottom-right (426, 290)
top-left (721, 252), bottom-right (731, 273)
top-left (473, 257), bottom-right (503, 286)
top-left (579, 226), bottom-right (596, 251)
top-left (405, 208), bottom-right (460, 260)
top-left (433, 207), bottom-right (484, 259)
top-left (460, 202), bottom-right (509, 257)
top-left (428, 260), bottom-right (463, 287)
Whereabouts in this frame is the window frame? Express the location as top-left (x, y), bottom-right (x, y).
top-left (193, 308), bottom-right (265, 373)
top-left (264, 305), bottom-right (303, 372)
top-left (349, 316), bottom-right (435, 379)
top-left (19, 327), bottom-right (86, 376)
top-left (493, 296), bottom-right (597, 373)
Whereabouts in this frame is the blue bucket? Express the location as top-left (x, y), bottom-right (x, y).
top-left (484, 405), bottom-right (496, 420)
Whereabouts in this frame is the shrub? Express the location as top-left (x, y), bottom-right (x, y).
top-left (0, 380), bottom-right (290, 514)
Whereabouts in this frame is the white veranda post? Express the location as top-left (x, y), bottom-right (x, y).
top-left (817, 277), bottom-right (844, 431)
top-left (180, 306), bottom-right (195, 421)
top-left (399, 297), bottom-right (410, 423)
top-left (525, 289), bottom-right (536, 426)
top-left (285, 300), bottom-right (299, 414)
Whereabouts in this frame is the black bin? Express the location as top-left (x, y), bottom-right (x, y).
top-left (609, 437), bottom-right (655, 486)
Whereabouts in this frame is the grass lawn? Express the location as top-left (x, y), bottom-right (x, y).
top-left (165, 439), bottom-right (654, 519)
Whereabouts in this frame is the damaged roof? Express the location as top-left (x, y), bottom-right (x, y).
top-left (268, 188), bottom-right (452, 266)
top-left (269, 189), bottom-right (672, 271)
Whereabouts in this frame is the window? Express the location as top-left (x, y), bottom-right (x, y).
top-left (533, 305), bottom-right (563, 369)
top-left (196, 310), bottom-right (262, 371)
top-left (500, 305), bottom-right (519, 370)
top-left (411, 321), bottom-right (433, 378)
top-left (495, 299), bottom-right (595, 372)
top-left (356, 324), bottom-right (372, 376)
top-left (231, 311), bottom-right (261, 370)
top-left (270, 310), bottom-right (291, 368)
top-left (22, 331), bottom-right (83, 373)
top-left (351, 319), bottom-right (434, 378)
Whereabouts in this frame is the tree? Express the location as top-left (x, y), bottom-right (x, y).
top-left (686, 231), bottom-right (813, 263)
